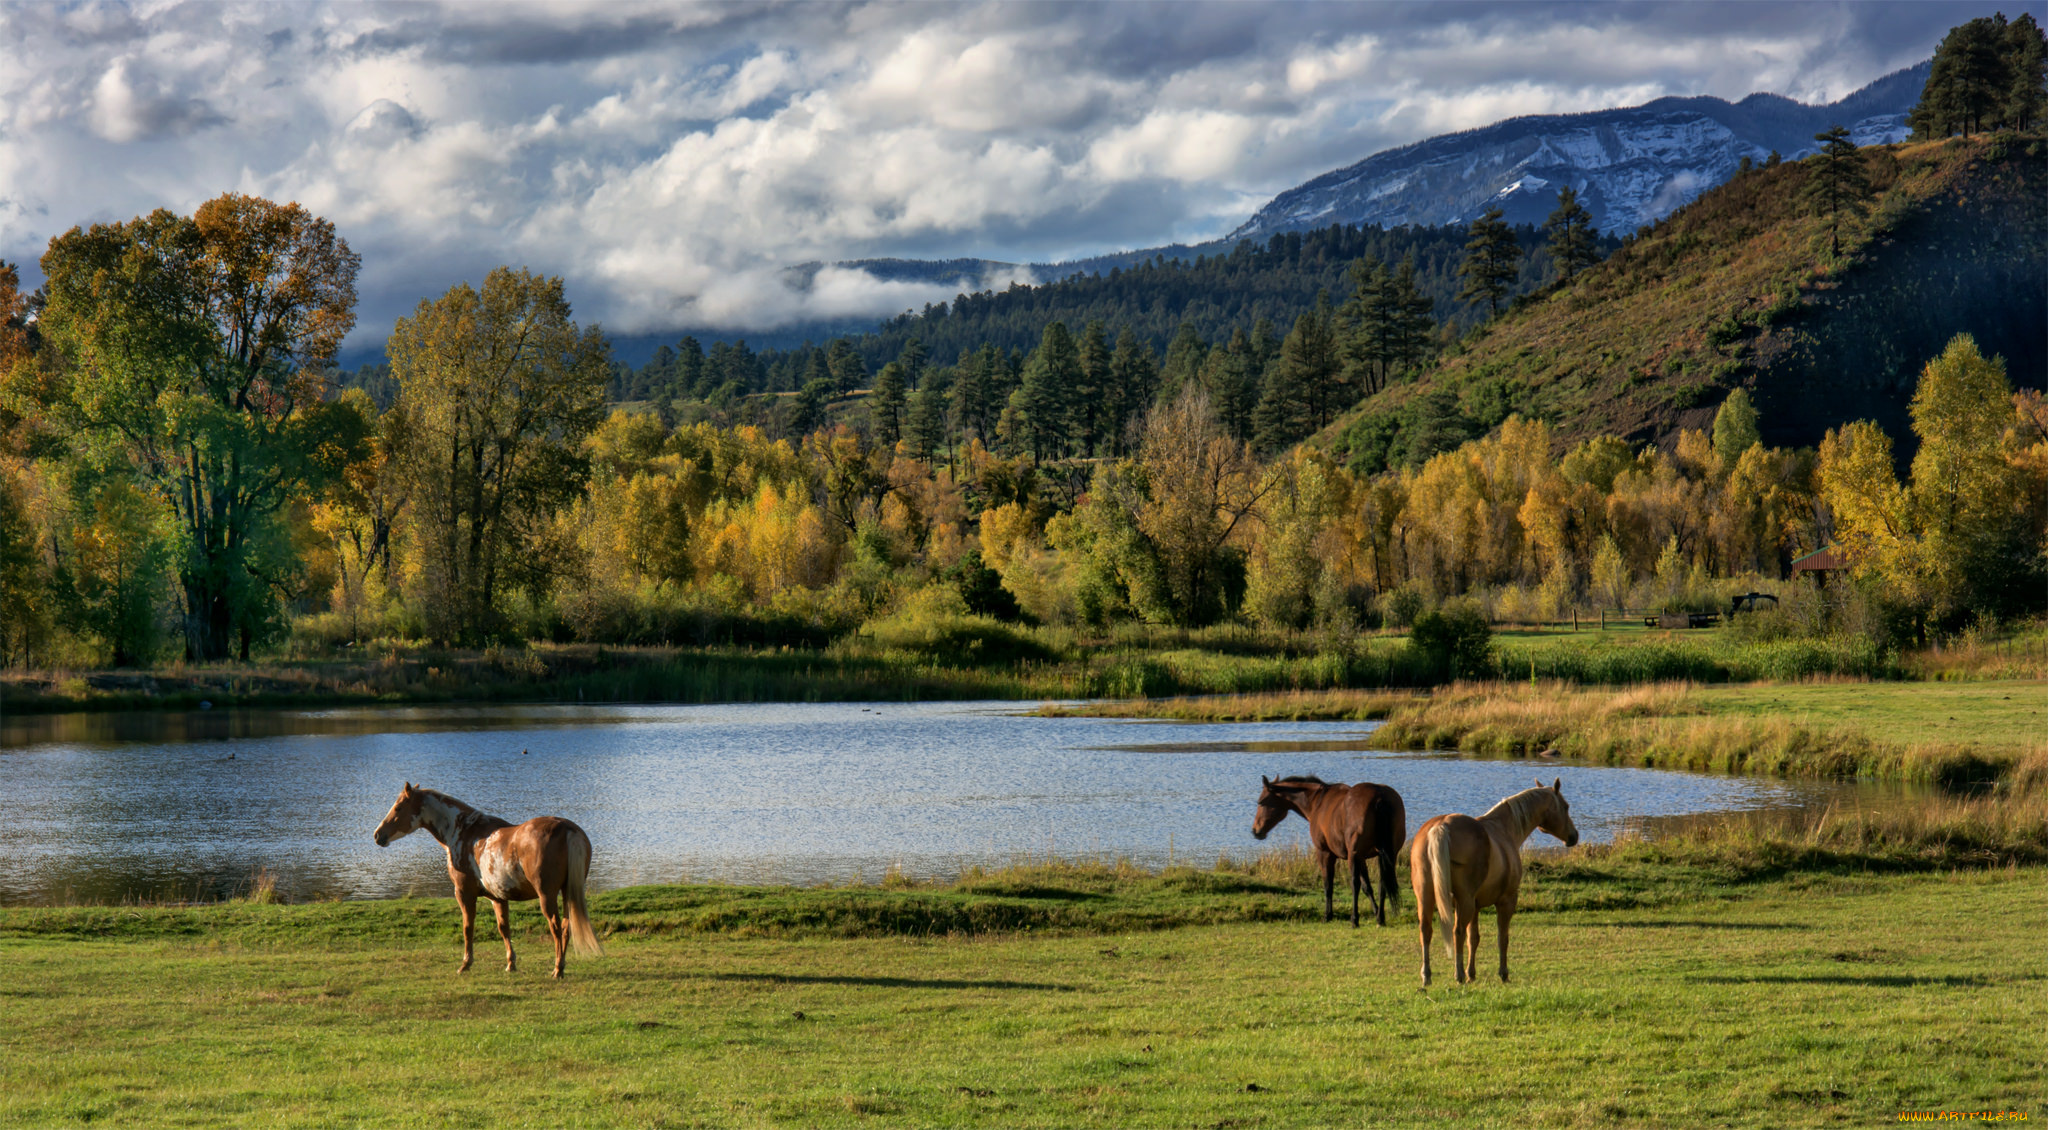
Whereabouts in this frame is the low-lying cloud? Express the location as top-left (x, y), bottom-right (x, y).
top-left (0, 2), bottom-right (1962, 349)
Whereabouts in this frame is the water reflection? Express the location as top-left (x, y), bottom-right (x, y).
top-left (0, 701), bottom-right (1910, 904)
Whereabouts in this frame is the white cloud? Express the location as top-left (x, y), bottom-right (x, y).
top-left (0, 1), bottom-right (1960, 349)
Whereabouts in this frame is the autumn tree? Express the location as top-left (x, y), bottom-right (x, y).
top-left (36, 193), bottom-right (367, 660)
top-left (1137, 386), bottom-right (1271, 625)
top-left (390, 267), bottom-right (609, 643)
top-left (1711, 388), bottom-right (1761, 465)
top-left (1457, 206), bottom-right (1520, 319)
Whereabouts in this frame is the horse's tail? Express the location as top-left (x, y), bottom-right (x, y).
top-left (1375, 789), bottom-right (1406, 915)
top-left (565, 828), bottom-right (604, 957)
top-left (1425, 820), bottom-right (1457, 935)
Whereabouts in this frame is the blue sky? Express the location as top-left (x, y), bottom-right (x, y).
top-left (0, 1), bottom-right (1981, 343)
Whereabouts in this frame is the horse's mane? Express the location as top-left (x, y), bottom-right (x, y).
top-left (1275, 775), bottom-right (1327, 786)
top-left (418, 788), bottom-right (506, 828)
top-left (1482, 787), bottom-right (1551, 827)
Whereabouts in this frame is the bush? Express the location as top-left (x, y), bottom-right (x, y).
top-left (860, 586), bottom-right (1058, 668)
top-left (1406, 598), bottom-right (1494, 680)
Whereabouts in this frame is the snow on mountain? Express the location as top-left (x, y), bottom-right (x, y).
top-left (1227, 63), bottom-right (1927, 239)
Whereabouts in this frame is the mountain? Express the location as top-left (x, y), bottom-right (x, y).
top-left (1320, 132), bottom-right (2046, 473)
top-left (1227, 64), bottom-right (1929, 242)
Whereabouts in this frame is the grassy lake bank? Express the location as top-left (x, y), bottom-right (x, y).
top-left (6, 622), bottom-right (2044, 716)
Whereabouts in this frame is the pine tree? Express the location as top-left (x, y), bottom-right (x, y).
top-left (1252, 299), bottom-right (1342, 452)
top-left (1203, 329), bottom-right (1261, 442)
top-left (827, 338), bottom-right (866, 393)
top-left (870, 361), bottom-right (907, 449)
top-left (1341, 254), bottom-right (1435, 397)
top-left (1802, 125), bottom-right (1869, 258)
top-left (1544, 185), bottom-right (1599, 281)
top-left (1457, 206), bottom-right (1519, 319)
top-left (1106, 330), bottom-right (1158, 456)
top-left (1157, 322), bottom-right (1207, 404)
top-left (2006, 12), bottom-right (2047, 131)
top-left (1076, 321), bottom-right (1113, 456)
top-left (1018, 321), bottom-right (1081, 461)
top-left (1912, 15), bottom-right (2021, 137)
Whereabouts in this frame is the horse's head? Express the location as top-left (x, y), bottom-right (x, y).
top-left (373, 782), bottom-right (425, 847)
top-left (1252, 775), bottom-right (1296, 840)
top-left (1535, 777), bottom-right (1580, 847)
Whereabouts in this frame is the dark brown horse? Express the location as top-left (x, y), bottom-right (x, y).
top-left (373, 783), bottom-right (602, 978)
top-left (1252, 775), bottom-right (1407, 927)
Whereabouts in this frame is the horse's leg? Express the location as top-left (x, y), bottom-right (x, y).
top-left (1350, 857), bottom-right (1363, 928)
top-left (1456, 896), bottom-right (1480, 984)
top-left (1319, 849), bottom-right (1335, 923)
top-left (491, 898), bottom-right (516, 973)
top-left (1496, 897), bottom-right (1517, 983)
top-left (456, 890), bottom-right (477, 974)
top-left (1416, 868), bottom-right (1434, 988)
top-left (540, 888), bottom-right (566, 978)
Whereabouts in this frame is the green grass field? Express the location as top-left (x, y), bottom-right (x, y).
top-left (3, 865), bottom-right (2042, 1127)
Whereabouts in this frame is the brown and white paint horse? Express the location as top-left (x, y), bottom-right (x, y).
top-left (1409, 777), bottom-right (1579, 987)
top-left (373, 783), bottom-right (602, 978)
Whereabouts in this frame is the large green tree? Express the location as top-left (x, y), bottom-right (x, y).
top-left (1802, 125), bottom-right (1869, 257)
top-left (1544, 186), bottom-right (1599, 281)
top-left (1457, 206), bottom-right (1520, 319)
top-left (390, 267), bottom-right (609, 643)
top-left (1340, 255), bottom-right (1435, 397)
top-left (37, 193), bottom-right (366, 660)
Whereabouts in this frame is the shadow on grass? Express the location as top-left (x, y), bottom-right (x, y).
top-left (1574, 919), bottom-right (1813, 931)
top-left (1688, 973), bottom-right (2041, 988)
top-left (703, 972), bottom-right (1077, 992)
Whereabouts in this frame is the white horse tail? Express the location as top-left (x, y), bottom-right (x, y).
top-left (565, 829), bottom-right (604, 956)
top-left (1426, 820), bottom-right (1457, 945)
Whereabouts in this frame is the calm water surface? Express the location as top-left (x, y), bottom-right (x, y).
top-left (0, 701), bottom-right (1896, 904)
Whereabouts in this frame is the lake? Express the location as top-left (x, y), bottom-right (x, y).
top-left (0, 701), bottom-right (1895, 905)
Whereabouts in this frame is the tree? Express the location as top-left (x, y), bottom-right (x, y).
top-left (1137, 385), bottom-right (1270, 625)
top-left (1457, 206), bottom-right (1520, 318)
top-left (1544, 186), bottom-right (1599, 281)
top-left (2005, 13), bottom-right (2048, 130)
top-left (1912, 15), bottom-right (2018, 137)
top-left (390, 267), bottom-right (609, 643)
top-left (1202, 329), bottom-right (1261, 443)
top-left (1075, 321), bottom-right (1113, 455)
top-left (1711, 388), bottom-right (1761, 466)
top-left (36, 193), bottom-right (366, 660)
top-left (1016, 321), bottom-right (1081, 461)
top-left (826, 338), bottom-right (866, 394)
top-left (1252, 296), bottom-right (1344, 453)
top-left (869, 361), bottom-right (907, 448)
top-left (1906, 335), bottom-right (2028, 618)
top-left (789, 377), bottom-right (836, 439)
top-left (1157, 322), bottom-right (1207, 404)
top-left (1340, 255), bottom-right (1434, 397)
top-left (1105, 330), bottom-right (1158, 455)
top-left (1802, 125), bottom-right (1869, 257)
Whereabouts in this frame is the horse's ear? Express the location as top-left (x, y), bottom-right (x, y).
top-left (1552, 777), bottom-right (1562, 794)
top-left (1261, 775), bottom-right (1270, 786)
top-left (403, 781), bottom-right (413, 793)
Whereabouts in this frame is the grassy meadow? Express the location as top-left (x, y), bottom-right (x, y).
top-left (3, 850), bottom-right (2044, 1128)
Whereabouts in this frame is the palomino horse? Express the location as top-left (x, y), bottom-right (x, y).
top-left (1409, 777), bottom-right (1579, 986)
top-left (373, 783), bottom-right (602, 978)
top-left (1252, 775), bottom-right (1408, 927)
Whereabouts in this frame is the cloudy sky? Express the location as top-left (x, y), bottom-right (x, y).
top-left (0, 1), bottom-right (1975, 350)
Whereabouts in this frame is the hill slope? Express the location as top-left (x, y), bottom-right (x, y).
top-left (1323, 133), bottom-right (2047, 471)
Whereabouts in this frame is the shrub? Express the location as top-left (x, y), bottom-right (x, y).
top-left (1406, 597), bottom-right (1494, 680)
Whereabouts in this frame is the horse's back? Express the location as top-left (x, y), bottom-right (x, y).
top-left (1319, 782), bottom-right (1403, 858)
top-left (487, 816), bottom-right (591, 899)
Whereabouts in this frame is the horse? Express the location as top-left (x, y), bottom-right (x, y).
top-left (372, 783), bottom-right (603, 978)
top-left (1409, 777), bottom-right (1579, 987)
top-left (1252, 775), bottom-right (1408, 927)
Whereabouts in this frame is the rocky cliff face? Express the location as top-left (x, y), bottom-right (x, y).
top-left (1227, 64), bottom-right (1928, 239)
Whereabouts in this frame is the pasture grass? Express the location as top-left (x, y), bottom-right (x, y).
top-left (1, 856), bottom-right (2043, 1127)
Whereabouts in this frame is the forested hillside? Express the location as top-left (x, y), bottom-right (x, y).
top-left (1325, 132), bottom-right (2046, 473)
top-left (563, 220), bottom-right (1615, 410)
